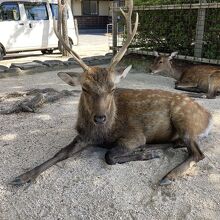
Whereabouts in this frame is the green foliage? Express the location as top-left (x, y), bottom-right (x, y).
top-left (134, 0), bottom-right (220, 5)
top-left (203, 8), bottom-right (220, 59)
top-left (130, 1), bottom-right (220, 59)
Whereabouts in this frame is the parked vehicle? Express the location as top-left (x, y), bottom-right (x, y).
top-left (0, 0), bottom-right (78, 59)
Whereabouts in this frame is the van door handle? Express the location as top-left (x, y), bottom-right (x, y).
top-left (29, 23), bottom-right (32, 28)
top-left (19, 23), bottom-right (24, 25)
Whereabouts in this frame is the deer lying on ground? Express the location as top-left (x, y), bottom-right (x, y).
top-left (150, 51), bottom-right (220, 99)
top-left (10, 0), bottom-right (212, 187)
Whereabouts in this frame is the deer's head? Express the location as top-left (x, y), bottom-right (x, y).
top-left (56, 0), bottom-right (138, 126)
top-left (58, 66), bottom-right (131, 125)
top-left (150, 51), bottom-right (178, 74)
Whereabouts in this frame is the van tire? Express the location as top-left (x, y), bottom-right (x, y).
top-left (0, 47), bottom-right (4, 60)
top-left (41, 49), bottom-right (53, 55)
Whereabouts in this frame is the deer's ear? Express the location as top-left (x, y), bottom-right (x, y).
top-left (153, 51), bottom-right (159, 57)
top-left (168, 51), bottom-right (178, 60)
top-left (57, 72), bottom-right (80, 86)
top-left (114, 65), bottom-right (132, 84)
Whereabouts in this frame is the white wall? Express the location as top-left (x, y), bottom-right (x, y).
top-left (99, 1), bottom-right (110, 16)
top-left (73, 0), bottom-right (82, 16)
top-left (68, 0), bottom-right (110, 17)
top-left (67, 0), bottom-right (82, 16)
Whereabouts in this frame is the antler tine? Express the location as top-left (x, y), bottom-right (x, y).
top-left (109, 0), bottom-right (138, 70)
top-left (53, 19), bottom-right (90, 71)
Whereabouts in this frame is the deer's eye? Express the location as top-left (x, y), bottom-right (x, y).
top-left (82, 88), bottom-right (89, 93)
top-left (159, 61), bottom-right (163, 64)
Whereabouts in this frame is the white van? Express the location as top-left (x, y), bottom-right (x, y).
top-left (0, 0), bottom-right (78, 59)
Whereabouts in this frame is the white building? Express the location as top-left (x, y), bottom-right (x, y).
top-left (68, 0), bottom-right (124, 29)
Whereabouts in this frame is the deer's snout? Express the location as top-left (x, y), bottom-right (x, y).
top-left (94, 115), bottom-right (107, 124)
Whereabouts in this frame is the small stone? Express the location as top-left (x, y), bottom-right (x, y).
top-left (43, 60), bottom-right (65, 67)
top-left (0, 65), bottom-right (9, 71)
top-left (6, 67), bottom-right (22, 74)
top-left (10, 62), bottom-right (46, 70)
top-left (63, 60), bottom-right (78, 66)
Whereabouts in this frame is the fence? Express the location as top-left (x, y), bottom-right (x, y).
top-left (111, 0), bottom-right (220, 64)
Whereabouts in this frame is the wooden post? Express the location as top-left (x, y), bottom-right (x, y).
top-left (194, 0), bottom-right (206, 58)
top-left (74, 19), bottom-right (79, 45)
top-left (112, 0), bottom-right (118, 55)
top-left (61, 0), bottom-right (70, 56)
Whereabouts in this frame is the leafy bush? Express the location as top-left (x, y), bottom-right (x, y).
top-left (134, 0), bottom-right (217, 5)
top-left (130, 0), bottom-right (220, 59)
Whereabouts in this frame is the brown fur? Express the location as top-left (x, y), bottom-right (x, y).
top-left (150, 53), bottom-right (220, 98)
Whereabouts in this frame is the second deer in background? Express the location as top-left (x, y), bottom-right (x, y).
top-left (150, 51), bottom-right (220, 99)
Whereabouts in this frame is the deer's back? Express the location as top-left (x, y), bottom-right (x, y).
top-left (180, 65), bottom-right (220, 88)
top-left (114, 88), bottom-right (211, 143)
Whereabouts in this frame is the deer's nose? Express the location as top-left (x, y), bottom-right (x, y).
top-left (94, 115), bottom-right (106, 124)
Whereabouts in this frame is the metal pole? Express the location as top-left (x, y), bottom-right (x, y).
top-left (112, 0), bottom-right (118, 55)
top-left (194, 0), bottom-right (206, 58)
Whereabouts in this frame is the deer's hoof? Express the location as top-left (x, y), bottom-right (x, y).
top-left (159, 177), bottom-right (173, 186)
top-left (206, 95), bottom-right (216, 99)
top-left (9, 177), bottom-right (30, 186)
top-left (9, 172), bottom-right (36, 186)
top-left (105, 152), bottom-right (117, 165)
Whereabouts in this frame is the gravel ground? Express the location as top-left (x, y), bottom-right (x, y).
top-left (0, 67), bottom-right (220, 220)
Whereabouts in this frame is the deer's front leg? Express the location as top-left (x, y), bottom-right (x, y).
top-left (105, 135), bottom-right (160, 165)
top-left (10, 135), bottom-right (88, 186)
top-left (175, 82), bottom-right (202, 93)
top-left (105, 146), bottom-right (160, 165)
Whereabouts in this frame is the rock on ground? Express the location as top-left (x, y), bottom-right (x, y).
top-left (0, 67), bottom-right (220, 220)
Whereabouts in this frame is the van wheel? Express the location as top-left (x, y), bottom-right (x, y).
top-left (41, 49), bottom-right (53, 55)
top-left (0, 47), bottom-right (4, 60)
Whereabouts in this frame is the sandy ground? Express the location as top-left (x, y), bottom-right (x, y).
top-left (0, 67), bottom-right (220, 220)
top-left (1, 33), bottom-right (110, 67)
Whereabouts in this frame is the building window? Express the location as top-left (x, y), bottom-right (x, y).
top-left (82, 0), bottom-right (98, 16)
top-left (0, 2), bottom-right (20, 21)
top-left (24, 3), bottom-right (48, 20)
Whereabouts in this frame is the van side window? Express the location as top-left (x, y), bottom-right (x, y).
top-left (50, 4), bottom-right (69, 20)
top-left (24, 3), bottom-right (48, 20)
top-left (50, 4), bottom-right (58, 20)
top-left (0, 2), bottom-right (20, 21)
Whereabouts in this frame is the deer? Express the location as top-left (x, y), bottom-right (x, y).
top-left (150, 51), bottom-right (220, 99)
top-left (10, 0), bottom-right (212, 187)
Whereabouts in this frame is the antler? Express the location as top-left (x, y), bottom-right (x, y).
top-left (53, 19), bottom-right (90, 71)
top-left (109, 0), bottom-right (139, 70)
top-left (53, 0), bottom-right (137, 71)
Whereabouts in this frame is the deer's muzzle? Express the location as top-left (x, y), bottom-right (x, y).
top-left (94, 115), bottom-right (107, 124)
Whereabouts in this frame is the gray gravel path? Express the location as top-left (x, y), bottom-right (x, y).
top-left (0, 68), bottom-right (220, 220)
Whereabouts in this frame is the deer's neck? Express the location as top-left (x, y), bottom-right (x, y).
top-left (168, 61), bottom-right (183, 80)
top-left (76, 96), bottom-right (117, 144)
